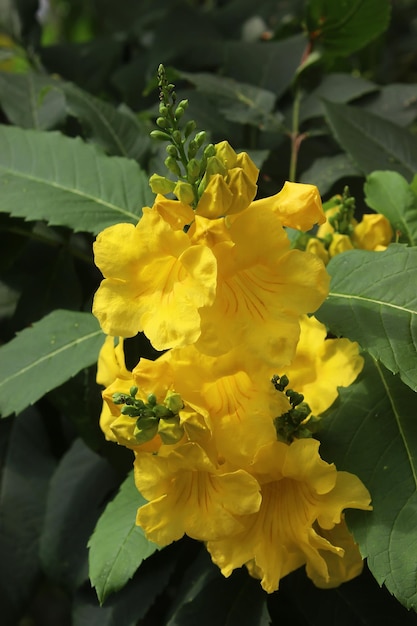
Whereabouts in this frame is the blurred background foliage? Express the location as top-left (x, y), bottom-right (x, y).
top-left (1, 1), bottom-right (417, 624)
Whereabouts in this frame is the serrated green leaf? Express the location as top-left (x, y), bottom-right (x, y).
top-left (315, 244), bottom-right (417, 391)
top-left (0, 409), bottom-right (56, 625)
top-left (299, 73), bottom-right (377, 123)
top-left (62, 82), bottom-right (151, 161)
top-left (180, 71), bottom-right (281, 131)
top-left (0, 71), bottom-right (66, 129)
top-left (364, 171), bottom-right (417, 246)
top-left (40, 438), bottom-right (119, 589)
top-left (74, 545), bottom-right (178, 626)
top-left (300, 153), bottom-right (361, 196)
top-left (323, 100), bottom-right (417, 180)
top-left (0, 125), bottom-right (155, 234)
top-left (306, 0), bottom-right (391, 57)
top-left (361, 83), bottom-right (417, 127)
top-left (223, 35), bottom-right (307, 99)
top-left (0, 309), bottom-right (105, 417)
top-left (88, 471), bottom-right (159, 604)
top-left (320, 356), bottom-right (417, 610)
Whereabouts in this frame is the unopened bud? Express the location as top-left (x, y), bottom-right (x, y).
top-left (156, 116), bottom-right (169, 129)
top-left (150, 130), bottom-right (170, 141)
top-left (187, 158), bottom-right (200, 181)
top-left (165, 156), bottom-right (182, 177)
top-left (149, 173), bottom-right (176, 195)
top-left (184, 120), bottom-right (196, 138)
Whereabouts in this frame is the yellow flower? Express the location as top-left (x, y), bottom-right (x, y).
top-left (328, 233), bottom-right (354, 257)
top-left (285, 315), bottom-right (364, 415)
top-left (195, 203), bottom-right (330, 366)
top-left (165, 345), bottom-right (290, 466)
top-left (97, 336), bottom-right (134, 445)
top-left (207, 438), bottom-right (371, 593)
top-left (196, 141), bottom-right (258, 219)
top-left (306, 237), bottom-right (329, 265)
top-left (134, 442), bottom-right (262, 546)
top-left (251, 181), bottom-right (326, 231)
top-left (92, 198), bottom-right (217, 349)
top-left (307, 517), bottom-right (365, 588)
top-left (352, 213), bottom-right (393, 251)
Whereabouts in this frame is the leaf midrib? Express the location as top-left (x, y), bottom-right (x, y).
top-left (374, 359), bottom-right (417, 488)
top-left (329, 291), bottom-right (416, 316)
top-left (0, 328), bottom-right (103, 389)
top-left (0, 164), bottom-right (139, 221)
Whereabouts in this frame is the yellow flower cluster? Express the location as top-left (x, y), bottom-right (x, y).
top-left (306, 201), bottom-right (393, 264)
top-left (93, 142), bottom-right (371, 592)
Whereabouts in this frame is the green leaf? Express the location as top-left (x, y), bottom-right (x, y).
top-left (167, 553), bottom-right (269, 626)
top-left (180, 71), bottom-right (282, 131)
top-left (0, 71), bottom-right (66, 129)
top-left (306, 0), bottom-right (391, 57)
top-left (0, 309), bottom-right (105, 418)
top-left (74, 545), bottom-right (178, 626)
top-left (0, 409), bottom-right (56, 625)
top-left (364, 171), bottom-right (417, 246)
top-left (323, 100), bottom-right (417, 180)
top-left (88, 471), bottom-right (159, 604)
top-left (320, 356), bottom-right (417, 610)
top-left (223, 35), bottom-right (308, 99)
top-left (40, 438), bottom-right (119, 589)
top-left (0, 125), bottom-right (155, 234)
top-left (361, 83), bottom-right (417, 127)
top-left (300, 153), bottom-right (361, 196)
top-left (315, 244), bottom-right (417, 392)
top-left (299, 73), bottom-right (377, 123)
top-left (62, 82), bottom-right (151, 162)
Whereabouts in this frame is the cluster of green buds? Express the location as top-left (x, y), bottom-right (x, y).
top-left (271, 375), bottom-right (320, 443)
top-left (324, 186), bottom-right (356, 238)
top-left (149, 64), bottom-right (216, 208)
top-left (113, 386), bottom-right (185, 445)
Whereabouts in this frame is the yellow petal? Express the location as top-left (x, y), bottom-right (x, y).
top-left (353, 213), bottom-right (393, 250)
top-left (252, 182), bottom-right (325, 230)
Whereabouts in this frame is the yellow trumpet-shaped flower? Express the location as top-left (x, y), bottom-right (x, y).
top-left (134, 442), bottom-right (262, 546)
top-left (195, 203), bottom-right (330, 366)
top-left (285, 315), bottom-right (364, 416)
top-left (207, 438), bottom-right (371, 593)
top-left (352, 213), bottom-right (393, 251)
top-left (165, 345), bottom-right (290, 466)
top-left (92, 199), bottom-right (217, 349)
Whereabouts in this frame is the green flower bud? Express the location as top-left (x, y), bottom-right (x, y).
top-left (130, 386), bottom-right (138, 397)
top-left (150, 130), bottom-right (171, 141)
top-left (166, 144), bottom-right (178, 158)
top-left (149, 173), bottom-right (176, 195)
top-left (184, 120), bottom-right (196, 138)
top-left (158, 417), bottom-right (184, 445)
top-left (205, 155), bottom-right (227, 178)
top-left (164, 391), bottom-right (183, 414)
top-left (188, 140), bottom-right (198, 159)
top-left (165, 156), bottom-right (182, 177)
top-left (153, 404), bottom-right (173, 419)
top-left (134, 416), bottom-right (159, 444)
top-left (187, 158), bottom-right (200, 181)
top-left (156, 116), bottom-right (169, 129)
top-left (112, 392), bottom-right (128, 405)
top-left (194, 131), bottom-right (206, 147)
top-left (159, 103), bottom-right (168, 115)
top-left (121, 405), bottom-right (141, 417)
top-left (147, 393), bottom-right (157, 406)
top-left (177, 99), bottom-right (188, 111)
top-left (172, 130), bottom-right (182, 144)
top-left (174, 181), bottom-right (195, 204)
top-left (204, 144), bottom-right (216, 158)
